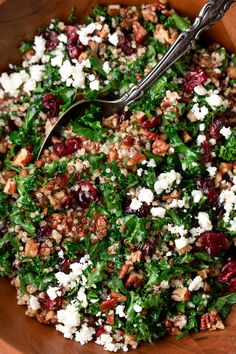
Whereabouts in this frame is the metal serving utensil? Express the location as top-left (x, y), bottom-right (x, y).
top-left (37, 0), bottom-right (236, 158)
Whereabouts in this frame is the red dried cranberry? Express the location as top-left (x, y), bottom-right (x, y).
top-left (218, 260), bottom-right (236, 284)
top-left (55, 174), bottom-right (69, 188)
top-left (137, 239), bottom-right (155, 257)
top-left (118, 35), bottom-right (134, 55)
top-left (36, 225), bottom-right (52, 243)
top-left (42, 30), bottom-right (59, 51)
top-left (207, 188), bottom-right (219, 208)
top-left (74, 181), bottom-right (99, 208)
top-left (54, 137), bottom-right (82, 157)
top-left (59, 259), bottom-right (73, 274)
top-left (229, 278), bottom-right (236, 292)
top-left (40, 293), bottom-right (62, 311)
top-left (198, 231), bottom-right (228, 256)
top-left (0, 224), bottom-right (8, 238)
top-left (6, 119), bottom-right (16, 133)
top-left (65, 26), bottom-right (79, 45)
top-left (123, 198), bottom-right (150, 217)
top-left (42, 93), bottom-right (62, 118)
top-left (182, 69), bottom-right (207, 93)
top-left (200, 140), bottom-right (212, 164)
top-left (68, 45), bottom-right (83, 59)
top-left (196, 178), bottom-right (213, 191)
top-left (140, 116), bottom-right (161, 130)
top-left (119, 110), bottom-right (132, 122)
top-left (196, 178), bottom-right (220, 209)
top-left (95, 325), bottom-right (106, 337)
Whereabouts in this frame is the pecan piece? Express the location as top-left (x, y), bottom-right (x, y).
top-left (200, 310), bottom-right (225, 331)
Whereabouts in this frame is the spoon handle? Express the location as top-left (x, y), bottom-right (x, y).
top-left (121, 0), bottom-right (236, 106)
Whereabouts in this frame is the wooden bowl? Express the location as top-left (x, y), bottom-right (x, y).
top-left (0, 1), bottom-right (236, 353)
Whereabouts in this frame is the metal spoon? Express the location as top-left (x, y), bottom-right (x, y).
top-left (37, 0), bottom-right (236, 158)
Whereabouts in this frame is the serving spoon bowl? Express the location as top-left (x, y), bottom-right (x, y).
top-left (37, 0), bottom-right (236, 158)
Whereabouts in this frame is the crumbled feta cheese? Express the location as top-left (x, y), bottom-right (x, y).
top-left (89, 79), bottom-right (100, 91)
top-left (56, 301), bottom-right (81, 339)
top-left (174, 237), bottom-right (189, 250)
top-left (206, 94), bottom-right (223, 108)
top-left (129, 198), bottom-right (142, 211)
top-left (194, 85), bottom-right (208, 96)
top-left (47, 286), bottom-right (61, 301)
top-left (29, 295), bottom-right (40, 310)
top-left (29, 64), bottom-right (45, 81)
top-left (160, 280), bottom-right (170, 289)
top-left (78, 23), bottom-right (102, 45)
top-left (58, 249), bottom-right (64, 259)
top-left (188, 104), bottom-right (209, 121)
top-left (150, 207), bottom-right (166, 218)
top-left (219, 189), bottom-right (236, 222)
top-left (154, 170), bottom-right (181, 195)
top-left (188, 276), bottom-right (204, 291)
top-left (175, 315), bottom-right (187, 329)
top-left (220, 126), bottom-right (232, 139)
top-left (197, 212), bottom-right (212, 231)
top-left (103, 61), bottom-right (111, 74)
top-left (115, 304), bottom-right (126, 318)
top-left (75, 323), bottom-right (95, 345)
top-left (197, 134), bottom-right (206, 146)
top-left (77, 286), bottom-right (88, 308)
top-left (58, 33), bottom-right (68, 43)
top-left (108, 32), bottom-right (119, 46)
top-left (167, 224), bottom-right (188, 237)
top-left (191, 190), bottom-right (203, 203)
top-left (133, 304), bottom-right (142, 313)
top-left (137, 168), bottom-right (143, 176)
top-left (138, 188), bottom-right (154, 205)
top-left (147, 159), bottom-right (156, 168)
top-left (206, 165), bottom-right (217, 177)
top-left (199, 123), bottom-right (205, 131)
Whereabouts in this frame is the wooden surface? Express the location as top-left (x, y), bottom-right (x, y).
top-left (1, 0), bottom-right (236, 353)
top-left (1, 277), bottom-right (236, 354)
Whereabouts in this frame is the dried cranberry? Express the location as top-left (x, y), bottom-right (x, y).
top-left (74, 181), bottom-right (99, 208)
top-left (198, 231), bottom-right (228, 256)
top-left (40, 293), bottom-right (62, 311)
top-left (218, 260), bottom-right (236, 284)
top-left (0, 224), bottom-right (8, 238)
top-left (137, 239), bottom-right (155, 257)
top-left (206, 188), bottom-right (219, 208)
top-left (200, 140), bottom-right (212, 164)
top-left (55, 174), bottom-right (69, 188)
top-left (196, 178), bottom-right (219, 209)
top-left (65, 26), bottom-right (79, 45)
top-left (42, 30), bottom-right (59, 51)
top-left (140, 116), bottom-right (161, 130)
top-left (118, 35), bottom-right (134, 55)
top-left (42, 93), bottom-right (61, 118)
top-left (123, 198), bottom-right (150, 217)
top-left (54, 137), bottom-right (82, 157)
top-left (229, 278), bottom-right (236, 292)
top-left (95, 325), bottom-right (106, 337)
top-left (182, 69), bottom-right (207, 93)
top-left (196, 178), bottom-right (213, 191)
top-left (68, 45), bottom-right (83, 59)
top-left (6, 119), bottom-right (16, 133)
top-left (59, 259), bottom-right (73, 274)
top-left (119, 110), bottom-right (132, 122)
top-left (36, 225), bottom-right (52, 243)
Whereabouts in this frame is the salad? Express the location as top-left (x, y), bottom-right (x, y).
top-left (0, 1), bottom-right (236, 352)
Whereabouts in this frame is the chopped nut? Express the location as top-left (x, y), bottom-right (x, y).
top-left (182, 130), bottom-right (192, 143)
top-left (227, 66), bottom-right (236, 79)
top-left (200, 310), bottom-right (225, 331)
top-left (109, 291), bottom-right (127, 302)
top-left (152, 139), bottom-right (169, 156)
top-left (3, 179), bottom-right (17, 195)
top-left (24, 239), bottom-right (39, 258)
top-left (132, 22), bottom-right (147, 43)
top-left (130, 250), bottom-right (142, 263)
top-left (171, 287), bottom-right (190, 302)
top-left (103, 113), bottom-right (119, 128)
top-left (108, 4), bottom-right (121, 16)
top-left (12, 148), bottom-right (33, 167)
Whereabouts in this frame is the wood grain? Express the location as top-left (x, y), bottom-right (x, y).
top-left (0, 1), bottom-right (236, 353)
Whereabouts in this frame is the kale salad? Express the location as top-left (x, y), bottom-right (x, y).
top-left (0, 1), bottom-right (236, 351)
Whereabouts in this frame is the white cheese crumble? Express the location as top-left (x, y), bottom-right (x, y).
top-left (133, 304), bottom-right (142, 313)
top-left (188, 103), bottom-right (209, 121)
top-left (129, 198), bottom-right (142, 211)
top-left (196, 134), bottom-right (206, 146)
top-left (174, 237), bottom-right (189, 250)
top-left (29, 295), bottom-right (40, 310)
top-left (194, 85), bottom-right (207, 96)
top-left (188, 276), bottom-right (204, 291)
top-left (103, 61), bottom-right (111, 74)
top-left (108, 32), bottom-right (119, 46)
top-left (46, 286), bottom-right (61, 301)
top-left (206, 165), bottom-right (217, 177)
top-left (206, 94), bottom-right (223, 108)
top-left (75, 323), bottom-right (95, 345)
top-left (219, 188), bottom-right (236, 222)
top-left (154, 170), bottom-right (181, 195)
top-left (147, 159), bottom-right (156, 168)
top-left (89, 79), bottom-right (100, 91)
top-left (56, 301), bottom-right (81, 339)
top-left (167, 224), bottom-right (188, 237)
top-left (191, 190), bottom-right (203, 203)
top-left (115, 304), bottom-right (126, 318)
top-left (138, 188), bottom-right (154, 205)
top-left (197, 212), bottom-right (212, 231)
top-left (220, 126), bottom-right (232, 139)
top-left (150, 207), bottom-right (166, 218)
